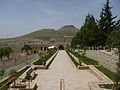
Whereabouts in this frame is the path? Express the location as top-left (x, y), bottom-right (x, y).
top-left (34, 50), bottom-right (99, 90)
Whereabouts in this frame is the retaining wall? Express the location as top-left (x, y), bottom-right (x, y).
top-left (86, 50), bottom-right (118, 72)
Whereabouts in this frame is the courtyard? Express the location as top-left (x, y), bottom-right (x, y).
top-left (33, 50), bottom-right (99, 90)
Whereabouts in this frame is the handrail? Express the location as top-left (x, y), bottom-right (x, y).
top-left (60, 79), bottom-right (65, 90)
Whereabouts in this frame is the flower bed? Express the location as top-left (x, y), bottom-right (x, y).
top-left (33, 52), bottom-right (58, 70)
top-left (33, 50), bottom-right (56, 65)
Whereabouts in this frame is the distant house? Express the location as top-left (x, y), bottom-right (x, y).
top-left (29, 43), bottom-right (48, 53)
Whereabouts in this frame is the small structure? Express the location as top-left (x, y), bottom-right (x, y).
top-left (48, 46), bottom-right (56, 49)
top-left (29, 43), bottom-right (48, 53)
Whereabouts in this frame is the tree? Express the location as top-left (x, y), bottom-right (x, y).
top-left (0, 47), bottom-right (13, 60)
top-left (0, 48), bottom-right (4, 61)
top-left (71, 14), bottom-right (98, 48)
top-left (71, 31), bottom-right (81, 48)
top-left (25, 72), bottom-right (32, 80)
top-left (21, 45), bottom-right (32, 55)
top-left (25, 72), bottom-right (32, 88)
top-left (84, 14), bottom-right (99, 47)
top-left (0, 68), bottom-right (5, 79)
top-left (5, 47), bottom-right (13, 59)
top-left (97, 0), bottom-right (118, 46)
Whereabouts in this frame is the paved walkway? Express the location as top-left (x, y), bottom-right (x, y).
top-left (34, 50), bottom-right (99, 90)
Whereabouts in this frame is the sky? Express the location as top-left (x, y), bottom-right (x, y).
top-left (0, 0), bottom-right (120, 38)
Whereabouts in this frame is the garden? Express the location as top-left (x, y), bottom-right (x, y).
top-left (33, 49), bottom-right (57, 65)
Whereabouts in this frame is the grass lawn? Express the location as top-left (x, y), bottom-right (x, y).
top-left (68, 49), bottom-right (98, 65)
top-left (68, 48), bottom-right (118, 89)
top-left (99, 84), bottom-right (120, 89)
top-left (95, 66), bottom-right (115, 81)
top-left (80, 56), bottom-right (98, 65)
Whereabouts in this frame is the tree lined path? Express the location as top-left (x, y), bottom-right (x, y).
top-left (35, 50), bottom-right (99, 90)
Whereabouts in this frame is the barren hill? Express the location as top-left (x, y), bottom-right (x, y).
top-left (21, 25), bottom-right (78, 42)
top-left (0, 25), bottom-right (78, 43)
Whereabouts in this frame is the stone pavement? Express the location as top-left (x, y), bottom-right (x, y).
top-left (33, 50), bottom-right (99, 90)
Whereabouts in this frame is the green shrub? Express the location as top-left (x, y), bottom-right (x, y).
top-left (33, 50), bottom-right (56, 65)
top-left (99, 84), bottom-right (120, 89)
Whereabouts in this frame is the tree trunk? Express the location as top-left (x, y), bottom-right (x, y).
top-left (0, 57), bottom-right (2, 61)
top-left (7, 55), bottom-right (9, 60)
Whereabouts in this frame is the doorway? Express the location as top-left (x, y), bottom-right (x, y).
top-left (59, 45), bottom-right (64, 50)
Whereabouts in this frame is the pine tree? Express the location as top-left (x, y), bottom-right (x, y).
top-left (97, 0), bottom-right (117, 45)
top-left (71, 14), bottom-right (98, 48)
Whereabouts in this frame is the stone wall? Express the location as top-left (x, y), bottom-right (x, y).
top-left (85, 50), bottom-right (118, 72)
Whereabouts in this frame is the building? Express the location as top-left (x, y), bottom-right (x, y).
top-left (29, 42), bottom-right (69, 53)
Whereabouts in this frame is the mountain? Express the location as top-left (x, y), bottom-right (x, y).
top-left (22, 29), bottom-right (57, 40)
top-left (21, 25), bottom-right (78, 42)
top-left (0, 25), bottom-right (78, 43)
top-left (57, 25), bottom-right (78, 36)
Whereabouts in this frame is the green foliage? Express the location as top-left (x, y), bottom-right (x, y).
top-left (71, 0), bottom-right (120, 48)
top-left (0, 68), bottom-right (5, 78)
top-left (107, 30), bottom-right (120, 90)
top-left (33, 50), bottom-right (56, 65)
top-left (71, 14), bottom-right (99, 48)
top-left (0, 47), bottom-right (13, 60)
top-left (68, 49), bottom-right (98, 65)
top-left (107, 30), bottom-right (120, 47)
top-left (5, 47), bottom-right (13, 59)
top-left (95, 66), bottom-right (115, 81)
top-left (97, 0), bottom-right (119, 46)
top-left (21, 44), bottom-right (32, 55)
top-left (0, 48), bottom-right (4, 61)
top-left (25, 72), bottom-right (32, 80)
top-left (99, 84), bottom-right (120, 89)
